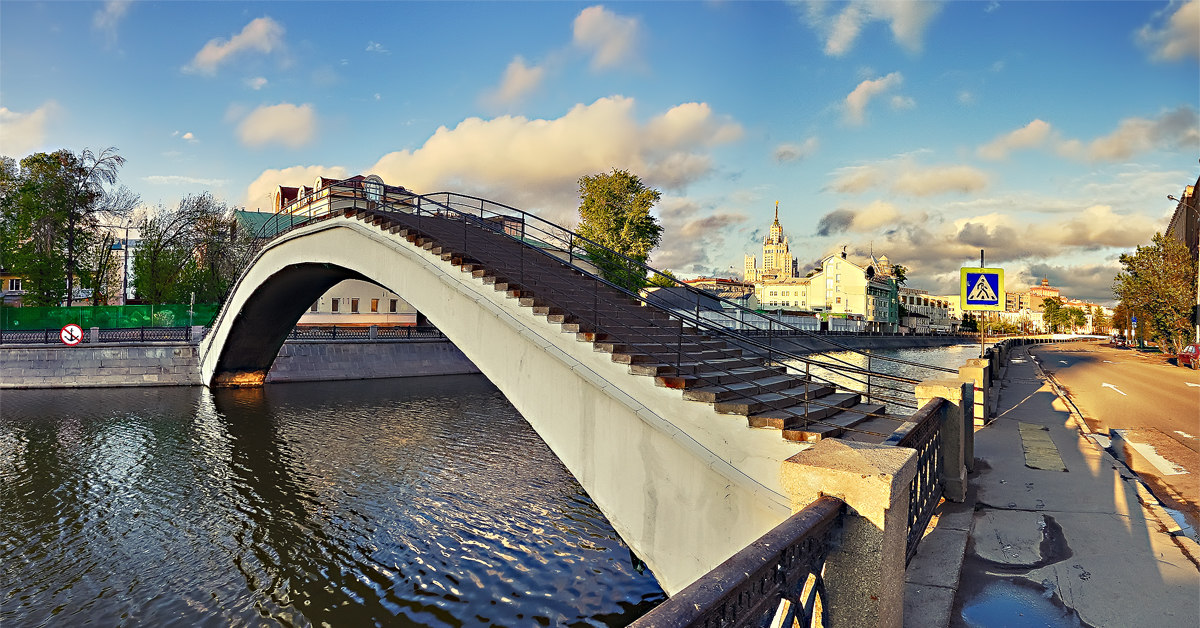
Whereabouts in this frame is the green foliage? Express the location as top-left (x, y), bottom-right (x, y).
top-left (1113, 232), bottom-right (1197, 356)
top-left (576, 169), bottom-right (663, 291)
top-left (645, 269), bottom-right (680, 288)
top-left (960, 313), bottom-right (978, 332)
top-left (891, 264), bottom-right (908, 286)
top-left (0, 148), bottom-right (137, 305)
top-left (132, 192), bottom-right (248, 304)
top-left (0, 303), bottom-right (220, 330)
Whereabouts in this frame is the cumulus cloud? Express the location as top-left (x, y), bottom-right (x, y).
top-left (171, 130), bottom-right (199, 143)
top-left (185, 17), bottom-right (285, 75)
top-left (844, 72), bottom-right (903, 125)
top-left (573, 5), bottom-right (642, 70)
top-left (365, 41), bottom-right (388, 54)
top-left (774, 137), bottom-right (819, 163)
top-left (800, 0), bottom-right (943, 56)
top-left (0, 101), bottom-right (60, 157)
top-left (364, 96), bottom-right (742, 223)
top-left (830, 158), bottom-right (988, 197)
top-left (245, 76), bottom-right (268, 90)
top-left (651, 196), bottom-right (750, 274)
top-left (236, 103), bottom-right (317, 148)
top-left (979, 108), bottom-right (1199, 162)
top-left (1137, 0), bottom-right (1200, 62)
top-left (243, 165), bottom-right (350, 210)
top-left (891, 95), bottom-right (916, 110)
top-left (93, 0), bottom-right (131, 48)
top-left (483, 56), bottom-right (546, 107)
top-left (816, 201), bottom-right (904, 236)
top-left (977, 119), bottom-right (1053, 159)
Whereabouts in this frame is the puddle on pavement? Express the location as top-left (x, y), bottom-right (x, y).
top-left (954, 512), bottom-right (1095, 628)
top-left (958, 578), bottom-right (1093, 628)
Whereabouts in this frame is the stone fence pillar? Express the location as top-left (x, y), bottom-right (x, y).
top-left (959, 358), bottom-right (990, 426)
top-left (89, 326), bottom-right (100, 344)
top-left (369, 325), bottom-right (379, 339)
top-left (915, 380), bottom-right (973, 498)
top-left (781, 439), bottom-right (916, 628)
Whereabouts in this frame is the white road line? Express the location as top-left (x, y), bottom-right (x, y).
top-left (1175, 431), bottom-right (1196, 439)
top-left (1102, 383), bottom-right (1127, 396)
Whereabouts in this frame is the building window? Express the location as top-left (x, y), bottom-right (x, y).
top-left (836, 297), bottom-right (842, 304)
top-left (390, 299), bottom-right (398, 313)
top-left (351, 298), bottom-right (360, 313)
top-left (310, 301), bottom-right (318, 312)
top-left (331, 298), bottom-right (340, 312)
top-left (371, 298), bottom-right (379, 313)
top-left (7, 278), bottom-right (21, 291)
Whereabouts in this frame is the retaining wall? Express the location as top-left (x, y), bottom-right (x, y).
top-left (1, 339), bottom-right (479, 389)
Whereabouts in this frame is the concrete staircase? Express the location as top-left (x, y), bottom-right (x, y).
top-left (344, 206), bottom-right (903, 443)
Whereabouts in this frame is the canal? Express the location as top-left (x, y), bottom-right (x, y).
top-left (0, 343), bottom-right (981, 627)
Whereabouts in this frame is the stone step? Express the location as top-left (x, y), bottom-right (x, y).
top-left (629, 355), bottom-right (764, 377)
top-left (717, 387), bottom-right (855, 417)
top-left (683, 374), bottom-right (798, 403)
top-left (781, 403), bottom-right (889, 443)
top-left (655, 365), bottom-right (787, 390)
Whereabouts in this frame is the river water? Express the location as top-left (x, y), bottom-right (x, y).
top-left (0, 343), bottom-right (981, 627)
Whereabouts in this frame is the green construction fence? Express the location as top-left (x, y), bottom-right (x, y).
top-left (0, 304), bottom-right (221, 331)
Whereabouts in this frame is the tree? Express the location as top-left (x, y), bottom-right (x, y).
top-left (0, 148), bottom-right (136, 305)
top-left (891, 264), bottom-right (908, 286)
top-left (1042, 297), bottom-right (1068, 333)
top-left (1091, 305), bottom-right (1110, 334)
top-left (132, 192), bottom-right (247, 304)
top-left (576, 169), bottom-right (663, 291)
top-left (646, 269), bottom-right (680, 288)
top-left (1113, 232), bottom-right (1197, 357)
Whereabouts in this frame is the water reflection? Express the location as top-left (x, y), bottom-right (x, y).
top-left (0, 377), bottom-right (664, 626)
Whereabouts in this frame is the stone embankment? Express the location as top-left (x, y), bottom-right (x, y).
top-left (1, 337), bottom-right (480, 389)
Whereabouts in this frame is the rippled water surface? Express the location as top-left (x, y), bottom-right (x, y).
top-left (0, 376), bottom-right (665, 626)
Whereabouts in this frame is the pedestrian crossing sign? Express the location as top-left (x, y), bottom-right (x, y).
top-left (960, 267), bottom-right (1004, 311)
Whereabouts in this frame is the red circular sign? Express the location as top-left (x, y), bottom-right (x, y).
top-left (60, 324), bottom-right (83, 346)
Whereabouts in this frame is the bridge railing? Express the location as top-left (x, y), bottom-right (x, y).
top-left (628, 496), bottom-right (844, 628)
top-left (413, 192), bottom-right (954, 422)
top-left (884, 397), bottom-right (947, 564)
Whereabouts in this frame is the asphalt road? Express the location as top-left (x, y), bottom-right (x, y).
top-left (1031, 341), bottom-right (1199, 529)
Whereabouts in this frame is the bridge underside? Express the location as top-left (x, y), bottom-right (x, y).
top-left (211, 263), bottom-right (370, 387)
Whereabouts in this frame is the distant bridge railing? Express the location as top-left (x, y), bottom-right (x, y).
top-left (629, 496), bottom-right (844, 628)
top-left (0, 326), bottom-right (200, 344)
top-left (235, 179), bottom-right (961, 440)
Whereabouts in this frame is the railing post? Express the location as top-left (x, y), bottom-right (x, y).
top-left (914, 380), bottom-right (971, 500)
top-left (958, 358), bottom-right (990, 426)
top-left (781, 440), bottom-right (917, 628)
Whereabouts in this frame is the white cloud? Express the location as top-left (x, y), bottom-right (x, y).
top-left (774, 137), bottom-right (820, 163)
top-left (801, 0), bottom-right (943, 57)
top-left (844, 72), bottom-right (903, 125)
top-left (957, 90), bottom-right (976, 105)
top-left (245, 76), bottom-right (268, 90)
top-left (1137, 0), bottom-right (1200, 62)
top-left (573, 5), bottom-right (642, 70)
top-left (362, 96), bottom-right (741, 223)
top-left (236, 102), bottom-right (317, 148)
top-left (172, 130), bottom-right (199, 143)
top-left (890, 95), bottom-right (916, 110)
top-left (243, 165), bottom-right (350, 210)
top-left (977, 119), bottom-right (1054, 160)
top-left (185, 17), bottom-right (285, 76)
top-left (93, 0), bottom-right (131, 48)
top-left (831, 158), bottom-right (988, 197)
top-left (651, 196), bottom-right (750, 274)
top-left (144, 174), bottom-right (229, 187)
top-left (365, 41), bottom-right (388, 54)
top-left (979, 108), bottom-right (1199, 162)
top-left (483, 56), bottom-right (546, 107)
top-left (0, 101), bottom-right (60, 157)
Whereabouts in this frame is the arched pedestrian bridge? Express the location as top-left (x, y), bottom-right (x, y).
top-left (199, 180), bottom-right (933, 595)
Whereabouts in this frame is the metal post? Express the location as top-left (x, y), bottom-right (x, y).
top-left (980, 249), bottom-right (986, 359)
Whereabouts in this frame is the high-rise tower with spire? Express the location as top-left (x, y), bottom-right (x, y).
top-left (744, 201), bottom-right (798, 282)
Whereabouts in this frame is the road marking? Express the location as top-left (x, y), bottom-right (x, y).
top-left (1060, 360), bottom-right (1069, 365)
top-left (1175, 431), bottom-right (1196, 439)
top-left (1102, 383), bottom-right (1127, 396)
top-left (1103, 360), bottom-right (1115, 364)
top-left (1019, 423), bottom-right (1067, 471)
top-left (1187, 382), bottom-right (1200, 388)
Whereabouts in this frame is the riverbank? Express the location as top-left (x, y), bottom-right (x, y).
top-left (0, 337), bottom-right (481, 388)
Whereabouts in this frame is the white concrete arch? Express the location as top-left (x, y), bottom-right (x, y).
top-left (199, 216), bottom-right (804, 595)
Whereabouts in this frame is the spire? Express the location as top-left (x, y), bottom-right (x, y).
top-left (774, 201), bottom-right (780, 225)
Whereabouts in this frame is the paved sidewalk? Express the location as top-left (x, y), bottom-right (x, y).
top-left (904, 343), bottom-right (1199, 628)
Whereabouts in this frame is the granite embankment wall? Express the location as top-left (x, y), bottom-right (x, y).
top-left (741, 333), bottom-right (975, 354)
top-left (1, 339), bottom-right (480, 389)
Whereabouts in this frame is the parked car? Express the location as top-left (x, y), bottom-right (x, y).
top-left (1178, 343), bottom-right (1200, 369)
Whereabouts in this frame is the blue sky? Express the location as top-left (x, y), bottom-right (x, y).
top-left (2, 1), bottom-right (1197, 304)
